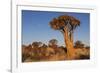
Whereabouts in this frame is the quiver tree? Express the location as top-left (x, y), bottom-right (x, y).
top-left (49, 15), bottom-right (80, 59)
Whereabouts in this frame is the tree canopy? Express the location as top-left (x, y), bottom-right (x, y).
top-left (49, 15), bottom-right (80, 33)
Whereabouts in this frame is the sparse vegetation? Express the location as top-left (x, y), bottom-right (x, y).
top-left (22, 40), bottom-right (90, 62)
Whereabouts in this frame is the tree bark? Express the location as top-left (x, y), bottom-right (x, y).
top-left (62, 27), bottom-right (75, 60)
top-left (70, 31), bottom-right (74, 48)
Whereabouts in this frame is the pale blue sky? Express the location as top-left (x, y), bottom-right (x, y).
top-left (22, 10), bottom-right (90, 46)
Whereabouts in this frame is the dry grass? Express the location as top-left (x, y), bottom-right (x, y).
top-left (22, 44), bottom-right (90, 62)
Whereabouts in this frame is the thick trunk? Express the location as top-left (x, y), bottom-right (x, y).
top-left (63, 27), bottom-right (75, 60)
top-left (70, 31), bottom-right (74, 48)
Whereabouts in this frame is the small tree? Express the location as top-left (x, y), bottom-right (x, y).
top-left (74, 41), bottom-right (84, 49)
top-left (48, 39), bottom-right (58, 48)
top-left (32, 42), bottom-right (42, 49)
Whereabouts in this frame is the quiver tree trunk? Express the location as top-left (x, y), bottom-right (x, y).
top-left (62, 27), bottom-right (75, 60)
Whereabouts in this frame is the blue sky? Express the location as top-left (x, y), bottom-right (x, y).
top-left (22, 10), bottom-right (90, 46)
